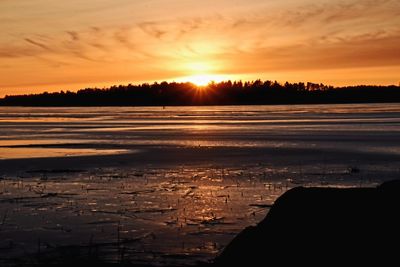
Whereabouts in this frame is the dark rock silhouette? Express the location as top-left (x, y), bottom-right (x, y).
top-left (214, 180), bottom-right (400, 266)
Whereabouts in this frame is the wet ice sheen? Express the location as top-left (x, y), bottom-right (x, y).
top-left (0, 104), bottom-right (399, 265)
top-left (0, 104), bottom-right (400, 159)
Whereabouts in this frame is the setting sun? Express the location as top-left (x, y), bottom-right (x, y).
top-left (184, 74), bottom-right (228, 86)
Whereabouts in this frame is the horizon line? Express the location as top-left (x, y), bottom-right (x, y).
top-left (2, 78), bottom-right (400, 98)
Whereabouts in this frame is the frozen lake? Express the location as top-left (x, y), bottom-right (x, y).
top-left (0, 104), bottom-right (400, 265)
top-left (1, 104), bottom-right (400, 161)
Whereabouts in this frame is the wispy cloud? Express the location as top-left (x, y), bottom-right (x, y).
top-left (218, 33), bottom-right (400, 75)
top-left (24, 38), bottom-right (52, 51)
top-left (66, 31), bottom-right (79, 41)
top-left (113, 27), bottom-right (136, 49)
top-left (137, 22), bottom-right (167, 40)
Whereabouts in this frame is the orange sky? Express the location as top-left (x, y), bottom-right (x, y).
top-left (1, 0), bottom-right (399, 97)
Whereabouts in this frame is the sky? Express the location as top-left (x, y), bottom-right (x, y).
top-left (0, 0), bottom-right (399, 96)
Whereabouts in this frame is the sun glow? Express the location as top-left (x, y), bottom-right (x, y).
top-left (184, 74), bottom-right (227, 86)
top-left (172, 61), bottom-right (234, 86)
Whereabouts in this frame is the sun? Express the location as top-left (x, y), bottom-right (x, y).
top-left (185, 74), bottom-right (219, 86)
top-left (172, 61), bottom-right (234, 86)
top-left (179, 73), bottom-right (232, 86)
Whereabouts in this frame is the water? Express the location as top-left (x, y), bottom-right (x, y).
top-left (0, 104), bottom-right (400, 265)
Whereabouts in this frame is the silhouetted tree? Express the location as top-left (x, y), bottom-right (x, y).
top-left (0, 80), bottom-right (399, 106)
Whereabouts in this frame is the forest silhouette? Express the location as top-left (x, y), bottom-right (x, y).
top-left (1, 80), bottom-right (399, 106)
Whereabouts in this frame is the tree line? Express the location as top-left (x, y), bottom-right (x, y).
top-left (1, 80), bottom-right (399, 106)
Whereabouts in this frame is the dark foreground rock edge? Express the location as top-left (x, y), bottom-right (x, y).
top-left (214, 180), bottom-right (400, 266)
top-left (8, 181), bottom-right (400, 266)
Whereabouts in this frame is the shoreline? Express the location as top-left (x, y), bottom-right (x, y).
top-left (1, 101), bottom-right (400, 108)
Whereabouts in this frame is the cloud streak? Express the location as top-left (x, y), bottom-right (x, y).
top-left (220, 34), bottom-right (400, 75)
top-left (24, 38), bottom-right (52, 51)
top-left (66, 31), bottom-right (79, 41)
